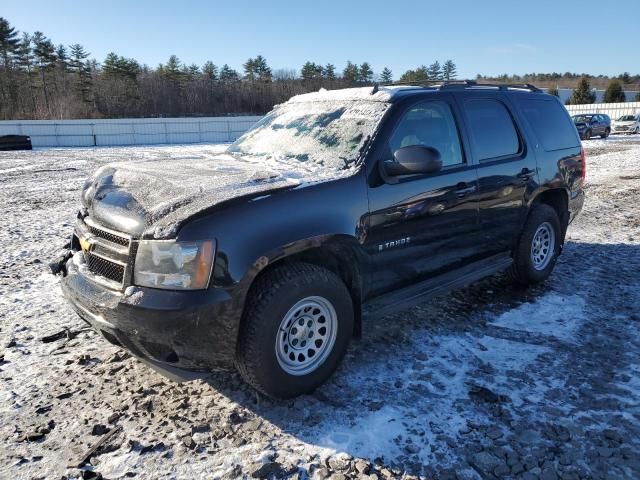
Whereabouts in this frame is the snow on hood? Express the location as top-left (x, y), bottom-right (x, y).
top-left (82, 152), bottom-right (336, 239)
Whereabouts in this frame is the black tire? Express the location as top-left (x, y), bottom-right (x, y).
top-left (509, 204), bottom-right (562, 285)
top-left (601, 127), bottom-right (610, 139)
top-left (634, 127), bottom-right (639, 135)
top-left (583, 129), bottom-right (591, 140)
top-left (235, 262), bottom-right (353, 399)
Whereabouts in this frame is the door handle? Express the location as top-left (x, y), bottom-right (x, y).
top-left (517, 167), bottom-right (536, 180)
top-left (455, 183), bottom-right (477, 198)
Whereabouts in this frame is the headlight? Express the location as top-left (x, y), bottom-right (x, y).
top-left (134, 240), bottom-right (215, 290)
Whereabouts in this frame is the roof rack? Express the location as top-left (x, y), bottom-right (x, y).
top-left (381, 79), bottom-right (543, 93)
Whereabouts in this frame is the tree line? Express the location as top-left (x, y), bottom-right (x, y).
top-left (0, 17), bottom-right (461, 120)
top-left (1, 16), bottom-right (638, 119)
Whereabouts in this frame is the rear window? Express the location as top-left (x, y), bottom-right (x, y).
top-left (518, 98), bottom-right (578, 151)
top-left (462, 99), bottom-right (520, 161)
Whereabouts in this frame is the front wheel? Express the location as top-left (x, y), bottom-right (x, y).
top-left (601, 127), bottom-right (610, 139)
top-left (509, 204), bottom-right (562, 285)
top-left (634, 127), bottom-right (639, 135)
top-left (235, 262), bottom-right (353, 399)
top-left (582, 129), bottom-right (591, 140)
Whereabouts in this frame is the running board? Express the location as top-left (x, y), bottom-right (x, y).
top-left (363, 254), bottom-right (513, 319)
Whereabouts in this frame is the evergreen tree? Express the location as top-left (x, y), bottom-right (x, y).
top-left (547, 86), bottom-right (559, 97)
top-left (399, 65), bottom-right (429, 82)
top-left (163, 55), bottom-right (182, 80)
top-left (244, 55), bottom-right (271, 81)
top-left (427, 61), bottom-right (442, 80)
top-left (0, 17), bottom-right (20, 68)
top-left (55, 44), bottom-right (68, 68)
top-left (301, 61), bottom-right (323, 80)
top-left (324, 63), bottom-right (336, 80)
top-left (219, 64), bottom-right (239, 82)
top-left (253, 55), bottom-right (271, 81)
top-left (359, 62), bottom-right (373, 83)
top-left (69, 44), bottom-right (92, 103)
top-left (202, 61), bottom-right (218, 81)
top-left (103, 52), bottom-right (140, 81)
top-left (380, 67), bottom-right (392, 83)
top-left (342, 61), bottom-right (359, 83)
top-left (32, 32), bottom-right (57, 111)
top-left (568, 77), bottom-right (596, 105)
top-left (603, 80), bottom-right (625, 103)
top-left (442, 60), bottom-right (457, 80)
top-left (15, 32), bottom-right (37, 111)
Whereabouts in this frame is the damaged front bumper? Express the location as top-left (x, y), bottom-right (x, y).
top-left (56, 251), bottom-right (241, 378)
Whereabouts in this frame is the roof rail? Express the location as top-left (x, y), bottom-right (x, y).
top-left (383, 79), bottom-right (543, 93)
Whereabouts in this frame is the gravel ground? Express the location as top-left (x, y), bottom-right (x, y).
top-left (1, 138), bottom-right (639, 480)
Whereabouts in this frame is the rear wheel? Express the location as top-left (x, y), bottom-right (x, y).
top-left (235, 262), bottom-right (353, 399)
top-left (509, 204), bottom-right (562, 285)
top-left (601, 127), bottom-right (610, 139)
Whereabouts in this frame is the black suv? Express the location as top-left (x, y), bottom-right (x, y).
top-left (572, 113), bottom-right (611, 140)
top-left (56, 81), bottom-right (585, 399)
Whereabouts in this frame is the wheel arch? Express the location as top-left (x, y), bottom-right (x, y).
top-left (237, 235), bottom-right (365, 346)
top-left (530, 188), bottom-right (570, 243)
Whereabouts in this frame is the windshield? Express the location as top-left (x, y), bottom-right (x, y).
top-left (617, 115), bottom-right (635, 121)
top-left (228, 100), bottom-right (389, 171)
top-left (573, 115), bottom-right (593, 124)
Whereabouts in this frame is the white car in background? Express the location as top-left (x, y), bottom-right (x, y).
top-left (612, 114), bottom-right (640, 134)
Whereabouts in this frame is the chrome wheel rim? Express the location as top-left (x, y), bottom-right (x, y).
top-left (275, 296), bottom-right (337, 376)
top-left (530, 222), bottom-right (555, 271)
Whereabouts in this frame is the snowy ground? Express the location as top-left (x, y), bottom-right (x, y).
top-left (1, 138), bottom-right (639, 479)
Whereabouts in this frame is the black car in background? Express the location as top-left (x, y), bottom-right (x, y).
top-left (572, 114), bottom-right (611, 140)
top-left (0, 135), bottom-right (33, 151)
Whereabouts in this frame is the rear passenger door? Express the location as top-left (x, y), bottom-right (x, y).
top-left (457, 94), bottom-right (539, 256)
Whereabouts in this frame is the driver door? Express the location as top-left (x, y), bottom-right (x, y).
top-left (364, 98), bottom-right (482, 298)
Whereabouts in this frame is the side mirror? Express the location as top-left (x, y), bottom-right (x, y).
top-left (384, 145), bottom-right (442, 176)
top-left (590, 119), bottom-right (597, 125)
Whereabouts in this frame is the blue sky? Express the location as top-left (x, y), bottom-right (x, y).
top-left (3, 0), bottom-right (636, 79)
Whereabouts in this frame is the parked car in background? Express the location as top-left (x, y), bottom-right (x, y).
top-left (0, 135), bottom-right (32, 151)
top-left (54, 82), bottom-right (585, 399)
top-left (572, 114), bottom-right (611, 140)
top-left (612, 114), bottom-right (640, 135)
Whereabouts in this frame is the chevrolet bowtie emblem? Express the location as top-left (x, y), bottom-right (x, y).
top-left (79, 237), bottom-right (92, 252)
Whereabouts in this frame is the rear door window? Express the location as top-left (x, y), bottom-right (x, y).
top-left (517, 98), bottom-right (579, 151)
top-left (462, 99), bottom-right (520, 161)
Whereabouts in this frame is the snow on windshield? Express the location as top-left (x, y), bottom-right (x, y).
top-left (227, 99), bottom-right (390, 172)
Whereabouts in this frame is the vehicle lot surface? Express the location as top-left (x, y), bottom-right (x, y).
top-left (1, 138), bottom-right (639, 479)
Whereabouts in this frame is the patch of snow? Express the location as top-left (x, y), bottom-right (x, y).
top-left (488, 293), bottom-right (586, 342)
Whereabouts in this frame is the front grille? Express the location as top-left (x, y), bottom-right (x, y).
top-left (76, 216), bottom-right (132, 287)
top-left (86, 252), bottom-right (126, 284)
top-left (87, 224), bottom-right (130, 246)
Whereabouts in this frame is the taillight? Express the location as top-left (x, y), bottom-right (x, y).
top-left (579, 146), bottom-right (586, 187)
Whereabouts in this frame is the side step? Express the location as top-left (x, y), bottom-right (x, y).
top-left (363, 254), bottom-right (513, 319)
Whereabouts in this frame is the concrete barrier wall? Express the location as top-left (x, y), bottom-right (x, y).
top-left (565, 102), bottom-right (640, 118)
top-left (0, 116), bottom-right (263, 147)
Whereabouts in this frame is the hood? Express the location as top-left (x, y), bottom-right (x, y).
top-left (81, 152), bottom-right (338, 239)
top-left (614, 121), bottom-right (635, 125)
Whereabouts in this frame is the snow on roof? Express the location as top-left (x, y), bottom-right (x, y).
top-left (287, 85), bottom-right (420, 104)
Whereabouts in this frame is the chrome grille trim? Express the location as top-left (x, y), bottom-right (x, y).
top-left (74, 216), bottom-right (134, 289)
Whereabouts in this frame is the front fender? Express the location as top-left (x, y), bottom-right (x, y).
top-left (176, 171), bottom-right (369, 301)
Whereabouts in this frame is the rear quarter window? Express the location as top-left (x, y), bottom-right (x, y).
top-left (518, 98), bottom-right (578, 151)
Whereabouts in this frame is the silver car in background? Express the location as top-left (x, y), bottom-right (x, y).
top-left (612, 114), bottom-right (640, 135)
